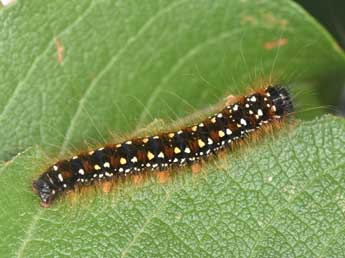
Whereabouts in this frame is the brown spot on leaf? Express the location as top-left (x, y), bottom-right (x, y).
top-left (264, 38), bottom-right (288, 50)
top-left (241, 15), bottom-right (257, 26)
top-left (55, 38), bottom-right (64, 64)
top-left (262, 12), bottom-right (288, 28)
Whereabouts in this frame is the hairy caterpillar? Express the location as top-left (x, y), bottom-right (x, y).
top-left (33, 85), bottom-right (293, 207)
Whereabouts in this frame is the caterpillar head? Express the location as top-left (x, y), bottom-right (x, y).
top-left (267, 85), bottom-right (293, 116)
top-left (32, 175), bottom-right (58, 208)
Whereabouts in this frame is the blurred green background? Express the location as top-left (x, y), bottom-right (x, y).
top-left (295, 0), bottom-right (345, 115)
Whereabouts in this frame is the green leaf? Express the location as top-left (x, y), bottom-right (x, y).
top-left (1, 116), bottom-right (345, 257)
top-left (0, 0), bottom-right (344, 161)
top-left (1, 0), bottom-right (345, 257)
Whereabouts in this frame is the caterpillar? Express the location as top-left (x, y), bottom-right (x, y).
top-left (33, 85), bottom-right (293, 207)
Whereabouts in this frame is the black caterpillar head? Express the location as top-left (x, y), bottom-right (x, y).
top-left (267, 85), bottom-right (294, 116)
top-left (32, 175), bottom-right (58, 207)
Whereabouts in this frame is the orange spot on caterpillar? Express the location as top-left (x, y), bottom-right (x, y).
top-left (102, 181), bottom-right (113, 193)
top-left (132, 174), bottom-right (144, 185)
top-left (156, 170), bottom-right (170, 183)
top-left (264, 38), bottom-right (288, 50)
top-left (225, 94), bottom-right (238, 106)
top-left (191, 162), bottom-right (202, 174)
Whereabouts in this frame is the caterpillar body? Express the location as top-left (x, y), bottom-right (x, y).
top-left (33, 86), bottom-right (293, 207)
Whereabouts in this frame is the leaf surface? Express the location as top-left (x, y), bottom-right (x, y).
top-left (1, 0), bottom-right (345, 257)
top-left (0, 0), bottom-right (344, 160)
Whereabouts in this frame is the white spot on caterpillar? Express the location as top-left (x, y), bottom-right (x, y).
top-left (257, 109), bottom-right (263, 117)
top-left (58, 174), bottom-right (63, 182)
top-left (158, 152), bottom-right (164, 158)
top-left (207, 138), bottom-right (213, 145)
top-left (240, 118), bottom-right (247, 126)
top-left (174, 147), bottom-right (181, 154)
top-left (53, 165), bottom-right (58, 171)
top-left (72, 156), bottom-right (78, 160)
top-left (98, 147), bottom-right (104, 151)
top-left (147, 151), bottom-right (155, 160)
top-left (226, 129), bottom-right (232, 135)
top-left (271, 105), bottom-right (276, 112)
top-left (184, 147), bottom-right (191, 153)
top-left (233, 104), bottom-right (239, 111)
top-left (131, 156), bottom-right (138, 163)
top-left (103, 162), bottom-right (110, 168)
top-left (218, 130), bottom-right (225, 138)
top-left (78, 169), bottom-right (85, 175)
top-left (120, 157), bottom-right (127, 165)
top-left (198, 139), bottom-right (205, 148)
top-left (94, 164), bottom-right (101, 170)
top-left (217, 113), bottom-right (223, 118)
top-left (250, 96), bottom-right (256, 102)
top-left (125, 141), bottom-right (132, 144)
